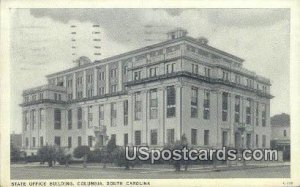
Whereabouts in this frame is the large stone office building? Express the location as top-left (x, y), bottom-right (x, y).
top-left (20, 29), bottom-right (273, 155)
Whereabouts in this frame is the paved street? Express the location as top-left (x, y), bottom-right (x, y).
top-left (11, 164), bottom-right (290, 179)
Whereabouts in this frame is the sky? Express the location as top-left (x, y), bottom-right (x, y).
top-left (10, 8), bottom-right (290, 133)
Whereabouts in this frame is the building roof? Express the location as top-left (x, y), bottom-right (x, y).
top-left (46, 36), bottom-right (244, 78)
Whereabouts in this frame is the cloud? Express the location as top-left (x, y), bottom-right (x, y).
top-left (206, 9), bottom-right (290, 28)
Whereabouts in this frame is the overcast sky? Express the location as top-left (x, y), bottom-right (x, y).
top-left (10, 8), bottom-right (290, 133)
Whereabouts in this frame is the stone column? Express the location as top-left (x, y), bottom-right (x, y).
top-left (83, 70), bottom-right (87, 98)
top-left (93, 68), bottom-right (98, 96)
top-left (72, 73), bottom-right (76, 100)
top-left (105, 65), bottom-right (110, 94)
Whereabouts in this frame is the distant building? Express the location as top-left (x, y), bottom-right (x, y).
top-left (271, 113), bottom-right (290, 152)
top-left (20, 28), bottom-right (273, 155)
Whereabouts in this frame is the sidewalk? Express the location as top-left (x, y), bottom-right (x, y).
top-left (11, 161), bottom-right (290, 173)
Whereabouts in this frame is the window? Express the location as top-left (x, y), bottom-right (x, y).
top-left (68, 110), bottom-right (72, 129)
top-left (150, 89), bottom-right (158, 119)
top-left (88, 106), bottom-right (93, 128)
top-left (111, 84), bottom-right (117, 93)
top-left (235, 96), bottom-right (240, 123)
top-left (256, 134), bottom-right (259, 148)
top-left (222, 92), bottom-right (228, 121)
top-left (191, 129), bottom-right (197, 145)
top-left (166, 63), bottom-right (175, 74)
top-left (40, 137), bottom-right (44, 147)
top-left (31, 109), bottom-right (36, 130)
top-left (98, 87), bottom-right (105, 95)
top-left (98, 135), bottom-right (104, 146)
top-left (24, 111), bottom-right (29, 131)
top-left (204, 67), bottom-right (211, 78)
top-left (246, 79), bottom-right (254, 88)
top-left (246, 134), bottom-right (251, 148)
top-left (123, 66), bottom-right (128, 75)
top-left (246, 99), bottom-right (252, 125)
top-left (68, 94), bottom-right (73, 100)
top-left (25, 138), bottom-right (29, 147)
top-left (124, 134), bottom-right (128, 146)
top-left (262, 104), bottom-right (266, 127)
top-left (134, 92), bottom-right (142, 120)
top-left (68, 137), bottom-right (72, 148)
top-left (150, 129), bottom-right (158, 145)
top-left (263, 86), bottom-right (267, 93)
top-left (67, 79), bottom-right (73, 88)
top-left (58, 94), bottom-right (61, 101)
top-left (204, 130), bottom-right (209, 145)
top-left (149, 67), bottom-right (158, 77)
top-left (110, 68), bottom-right (117, 78)
top-left (98, 71), bottom-right (105, 81)
top-left (39, 108), bottom-right (44, 129)
top-left (256, 102), bottom-right (259, 126)
top-left (167, 129), bottom-right (175, 144)
top-left (87, 89), bottom-right (94, 98)
top-left (32, 95), bottom-right (36, 101)
top-left (262, 135), bottom-right (266, 148)
top-left (134, 71), bottom-right (141, 80)
top-left (111, 103), bottom-right (117, 127)
top-left (203, 90), bottom-right (210, 119)
top-left (39, 92), bottom-right (43, 100)
top-left (88, 136), bottom-right (93, 147)
top-left (54, 109), bottom-right (61, 129)
top-left (191, 87), bottom-right (198, 118)
top-left (76, 76), bottom-right (83, 85)
top-left (54, 136), bottom-right (61, 146)
top-left (235, 74), bottom-right (241, 84)
top-left (99, 104), bottom-right (104, 126)
top-left (167, 86), bottom-right (176, 118)
top-left (135, 131), bottom-right (141, 145)
top-left (24, 96), bottom-right (29, 102)
top-left (78, 136), bottom-right (82, 146)
top-left (77, 91), bottom-right (83, 99)
top-left (284, 130), bottom-right (287, 137)
top-left (124, 100), bottom-right (128, 126)
top-left (87, 74), bottom-right (93, 83)
top-left (32, 137), bottom-right (36, 147)
top-left (222, 71), bottom-right (229, 81)
top-left (222, 131), bottom-right (228, 147)
top-left (77, 108), bottom-right (82, 129)
top-left (192, 64), bottom-right (198, 74)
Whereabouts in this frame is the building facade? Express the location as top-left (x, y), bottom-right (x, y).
top-left (20, 29), bottom-right (273, 155)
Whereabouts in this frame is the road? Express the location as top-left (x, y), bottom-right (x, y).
top-left (11, 165), bottom-right (290, 179)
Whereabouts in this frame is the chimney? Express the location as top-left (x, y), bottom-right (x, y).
top-left (167, 28), bottom-right (188, 40)
top-left (197, 37), bottom-right (209, 45)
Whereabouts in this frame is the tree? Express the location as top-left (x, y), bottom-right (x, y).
top-left (10, 142), bottom-right (21, 162)
top-left (37, 145), bottom-right (57, 167)
top-left (111, 146), bottom-right (139, 170)
top-left (73, 146), bottom-right (90, 168)
top-left (167, 134), bottom-right (188, 172)
top-left (106, 137), bottom-right (117, 156)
